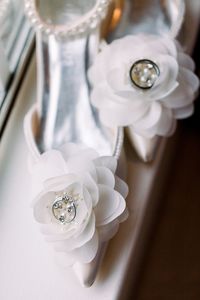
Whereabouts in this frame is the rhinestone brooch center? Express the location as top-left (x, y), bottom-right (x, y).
top-left (129, 59), bottom-right (160, 89)
top-left (52, 194), bottom-right (76, 224)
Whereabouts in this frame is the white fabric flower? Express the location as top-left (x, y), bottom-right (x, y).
top-left (30, 143), bottom-right (128, 266)
top-left (89, 34), bottom-right (199, 138)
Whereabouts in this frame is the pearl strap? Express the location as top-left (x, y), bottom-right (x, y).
top-left (24, 0), bottom-right (111, 38)
top-left (0, 0), bottom-right (10, 24)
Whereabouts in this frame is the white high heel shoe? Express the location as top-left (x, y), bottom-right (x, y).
top-left (24, 0), bottom-right (128, 287)
top-left (89, 0), bottom-right (199, 162)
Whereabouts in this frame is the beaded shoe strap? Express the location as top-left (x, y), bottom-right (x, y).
top-left (0, 0), bottom-right (10, 24)
top-left (24, 0), bottom-right (111, 38)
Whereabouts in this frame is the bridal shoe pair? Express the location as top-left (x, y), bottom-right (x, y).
top-left (24, 0), bottom-right (199, 287)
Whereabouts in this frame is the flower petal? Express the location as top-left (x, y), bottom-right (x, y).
top-left (118, 207), bottom-right (129, 223)
top-left (96, 166), bottom-right (115, 188)
top-left (134, 101), bottom-right (162, 130)
top-left (95, 184), bottom-right (126, 226)
top-left (33, 191), bottom-right (55, 224)
top-left (66, 155), bottom-right (96, 176)
top-left (94, 156), bottom-right (117, 173)
top-left (173, 104), bottom-right (194, 119)
top-left (155, 107), bottom-right (175, 136)
top-left (107, 67), bottom-right (129, 91)
top-left (180, 67), bottom-right (199, 93)
top-left (99, 103), bottom-right (147, 127)
top-left (59, 143), bottom-right (89, 160)
top-left (31, 150), bottom-right (67, 182)
top-left (83, 173), bottom-right (99, 206)
top-left (43, 174), bottom-right (78, 192)
top-left (177, 52), bottom-right (195, 71)
top-left (98, 219), bottom-right (119, 242)
top-left (55, 230), bottom-right (99, 265)
top-left (114, 175), bottom-right (129, 199)
top-left (53, 213), bottom-right (96, 252)
top-left (162, 78), bottom-right (196, 109)
top-left (88, 44), bottom-right (111, 84)
top-left (72, 230), bottom-right (99, 263)
top-left (149, 55), bottom-right (179, 100)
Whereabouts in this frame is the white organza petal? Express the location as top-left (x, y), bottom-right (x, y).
top-left (95, 184), bottom-right (126, 226)
top-left (130, 104), bottom-right (174, 138)
top-left (33, 191), bottom-right (55, 224)
top-left (43, 174), bottom-right (78, 192)
top-left (91, 82), bottom-right (148, 125)
top-left (155, 107), bottom-right (174, 136)
top-left (148, 55), bottom-right (179, 100)
top-left (131, 123), bottom-right (158, 138)
top-left (91, 83), bottom-right (128, 108)
top-left (90, 83), bottom-right (110, 109)
top-left (118, 207), bottom-right (129, 223)
top-left (98, 219), bottom-right (119, 242)
top-left (96, 166), bottom-right (115, 188)
top-left (167, 119), bottom-right (177, 136)
top-left (180, 67), bottom-right (199, 93)
top-left (114, 175), bottom-right (129, 199)
top-left (94, 156), bottom-right (117, 173)
top-left (160, 37), bottom-right (177, 57)
top-left (102, 35), bottom-right (142, 68)
top-left (31, 150), bottom-right (67, 182)
top-left (88, 43), bottom-right (111, 84)
top-left (59, 143), bottom-right (89, 161)
top-left (53, 213), bottom-right (96, 252)
top-left (87, 164), bottom-right (98, 183)
top-left (83, 173), bottom-right (99, 206)
top-left (107, 67), bottom-right (128, 91)
top-left (66, 155), bottom-right (95, 176)
top-left (173, 104), bottom-right (194, 119)
top-left (55, 230), bottom-right (98, 265)
top-left (99, 104), bottom-right (144, 127)
top-left (108, 35), bottom-right (176, 65)
top-left (41, 209), bottom-right (91, 242)
top-left (177, 52), bottom-right (195, 71)
top-left (162, 81), bottom-right (195, 109)
top-left (102, 88), bottom-right (150, 124)
top-left (40, 222), bottom-right (76, 239)
top-left (82, 185), bottom-right (93, 213)
top-left (134, 102), bottom-right (162, 130)
top-left (41, 209), bottom-right (91, 243)
top-left (71, 230), bottom-right (99, 263)
top-left (75, 185), bottom-right (92, 224)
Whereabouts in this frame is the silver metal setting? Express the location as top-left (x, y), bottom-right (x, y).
top-left (129, 59), bottom-right (160, 90)
top-left (52, 194), bottom-right (77, 224)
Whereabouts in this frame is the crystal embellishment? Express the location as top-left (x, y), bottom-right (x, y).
top-left (52, 194), bottom-right (76, 224)
top-left (130, 59), bottom-right (160, 89)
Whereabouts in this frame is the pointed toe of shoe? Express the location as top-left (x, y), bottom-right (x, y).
top-left (73, 263), bottom-right (96, 287)
top-left (73, 242), bottom-right (108, 287)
